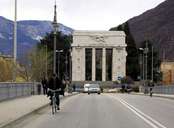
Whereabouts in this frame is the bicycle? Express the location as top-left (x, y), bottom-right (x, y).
top-left (48, 88), bottom-right (61, 115)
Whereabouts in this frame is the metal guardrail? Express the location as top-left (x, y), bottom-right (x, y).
top-left (139, 85), bottom-right (174, 95)
top-left (0, 82), bottom-right (42, 101)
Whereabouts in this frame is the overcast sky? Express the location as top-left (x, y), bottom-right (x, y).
top-left (0, 0), bottom-right (165, 30)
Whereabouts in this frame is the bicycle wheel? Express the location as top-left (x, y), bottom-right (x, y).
top-left (52, 96), bottom-right (55, 114)
top-left (54, 103), bottom-right (57, 113)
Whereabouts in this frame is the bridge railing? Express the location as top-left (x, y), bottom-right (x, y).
top-left (0, 82), bottom-right (42, 101)
top-left (139, 85), bottom-right (174, 95)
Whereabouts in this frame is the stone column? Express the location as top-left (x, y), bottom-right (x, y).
top-left (92, 48), bottom-right (96, 81)
top-left (112, 48), bottom-right (117, 81)
top-left (71, 47), bottom-right (76, 81)
top-left (81, 48), bottom-right (86, 81)
top-left (102, 48), bottom-right (106, 81)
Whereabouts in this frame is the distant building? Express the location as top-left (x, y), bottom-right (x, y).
top-left (0, 55), bottom-right (13, 61)
top-left (160, 61), bottom-right (174, 85)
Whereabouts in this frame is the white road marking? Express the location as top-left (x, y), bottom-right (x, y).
top-left (108, 95), bottom-right (167, 128)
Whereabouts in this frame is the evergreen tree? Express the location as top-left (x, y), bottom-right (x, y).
top-left (38, 31), bottom-right (72, 79)
top-left (110, 22), bottom-right (139, 80)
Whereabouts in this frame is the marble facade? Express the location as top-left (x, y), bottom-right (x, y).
top-left (72, 31), bottom-right (127, 82)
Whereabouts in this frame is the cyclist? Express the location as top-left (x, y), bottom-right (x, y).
top-left (150, 87), bottom-right (153, 97)
top-left (48, 74), bottom-right (62, 110)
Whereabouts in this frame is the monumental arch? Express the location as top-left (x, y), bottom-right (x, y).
top-left (72, 31), bottom-right (127, 83)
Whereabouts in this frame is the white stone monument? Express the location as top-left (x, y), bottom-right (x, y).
top-left (71, 31), bottom-right (127, 83)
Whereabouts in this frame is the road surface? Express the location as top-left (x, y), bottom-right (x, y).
top-left (14, 93), bottom-right (174, 128)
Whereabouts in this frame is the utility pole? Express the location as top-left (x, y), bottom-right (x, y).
top-left (45, 45), bottom-right (48, 78)
top-left (142, 53), bottom-right (144, 81)
top-left (52, 1), bottom-right (58, 75)
top-left (57, 50), bottom-right (63, 78)
top-left (69, 49), bottom-right (72, 82)
top-left (13, 0), bottom-right (17, 82)
top-left (65, 52), bottom-right (68, 78)
top-left (139, 48), bottom-right (145, 81)
top-left (139, 54), bottom-right (141, 80)
top-left (145, 41), bottom-right (148, 82)
top-left (151, 46), bottom-right (154, 82)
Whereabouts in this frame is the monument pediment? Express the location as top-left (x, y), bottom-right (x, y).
top-left (72, 30), bottom-right (126, 47)
top-left (90, 35), bottom-right (107, 43)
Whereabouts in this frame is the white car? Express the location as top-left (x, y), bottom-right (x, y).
top-left (84, 84), bottom-right (101, 94)
top-left (84, 84), bottom-right (90, 93)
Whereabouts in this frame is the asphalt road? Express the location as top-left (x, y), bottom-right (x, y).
top-left (15, 93), bottom-right (174, 128)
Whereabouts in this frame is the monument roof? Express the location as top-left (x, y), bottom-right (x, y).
top-left (73, 30), bottom-right (125, 36)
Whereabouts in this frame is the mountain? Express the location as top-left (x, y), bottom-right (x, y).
top-left (111, 0), bottom-right (174, 61)
top-left (0, 16), bottom-right (73, 59)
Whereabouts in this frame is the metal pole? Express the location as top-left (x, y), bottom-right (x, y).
top-left (56, 50), bottom-right (63, 78)
top-left (142, 53), bottom-right (144, 81)
top-left (151, 46), bottom-right (154, 82)
top-left (13, 0), bottom-right (17, 81)
top-left (52, 2), bottom-right (58, 75)
top-left (139, 53), bottom-right (142, 80)
top-left (46, 45), bottom-right (48, 78)
top-left (57, 52), bottom-right (59, 77)
top-left (53, 32), bottom-right (56, 74)
top-left (70, 49), bottom-right (72, 82)
top-left (145, 41), bottom-right (148, 81)
top-left (65, 53), bottom-right (68, 78)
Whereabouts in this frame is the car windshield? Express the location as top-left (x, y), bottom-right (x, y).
top-left (89, 84), bottom-right (99, 88)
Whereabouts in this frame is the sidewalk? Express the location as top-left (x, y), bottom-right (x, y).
top-left (0, 92), bottom-right (77, 128)
top-left (131, 92), bottom-right (174, 100)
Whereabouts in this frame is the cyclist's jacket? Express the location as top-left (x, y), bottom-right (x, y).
top-left (48, 76), bottom-right (61, 90)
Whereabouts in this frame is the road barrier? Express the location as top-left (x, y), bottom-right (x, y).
top-left (139, 85), bottom-right (174, 95)
top-left (0, 82), bottom-right (42, 101)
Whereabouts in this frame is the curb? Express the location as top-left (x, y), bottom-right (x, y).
top-left (0, 92), bottom-right (79, 128)
top-left (151, 94), bottom-right (174, 100)
top-left (130, 93), bottom-right (174, 100)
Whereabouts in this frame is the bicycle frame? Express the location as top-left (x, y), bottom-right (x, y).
top-left (49, 89), bottom-right (60, 115)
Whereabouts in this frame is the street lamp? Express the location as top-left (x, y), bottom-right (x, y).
top-left (52, 1), bottom-right (58, 75)
top-left (139, 41), bottom-right (150, 94)
top-left (69, 49), bottom-right (72, 82)
top-left (139, 48), bottom-right (144, 81)
top-left (151, 46), bottom-right (154, 82)
top-left (139, 42), bottom-right (148, 82)
top-left (141, 45), bottom-right (154, 83)
top-left (13, 0), bottom-right (17, 82)
top-left (56, 50), bottom-right (63, 78)
top-left (45, 45), bottom-right (48, 78)
top-left (144, 42), bottom-right (149, 82)
top-left (65, 52), bottom-right (68, 79)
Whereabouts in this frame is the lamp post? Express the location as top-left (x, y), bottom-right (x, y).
top-left (65, 52), bottom-right (68, 79)
top-left (151, 46), bottom-right (154, 82)
top-left (144, 41), bottom-right (149, 82)
top-left (139, 48), bottom-right (144, 81)
top-left (13, 0), bottom-right (17, 81)
top-left (139, 42), bottom-right (149, 93)
top-left (56, 50), bottom-right (63, 78)
top-left (52, 2), bottom-right (58, 75)
top-left (45, 45), bottom-right (48, 78)
top-left (69, 49), bottom-right (72, 82)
